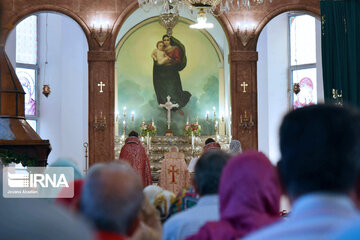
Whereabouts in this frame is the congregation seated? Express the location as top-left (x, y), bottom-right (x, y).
top-left (80, 161), bottom-right (144, 240)
top-left (159, 146), bottom-right (190, 194)
top-left (119, 131), bottom-right (152, 186)
top-left (187, 151), bottom-right (281, 240)
top-left (162, 151), bottom-right (230, 240)
top-left (244, 104), bottom-right (360, 240)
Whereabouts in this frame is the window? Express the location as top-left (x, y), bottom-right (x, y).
top-left (16, 15), bottom-right (39, 131)
top-left (289, 14), bottom-right (317, 109)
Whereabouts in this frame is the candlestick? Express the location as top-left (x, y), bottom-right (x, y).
top-left (123, 106), bottom-right (126, 118)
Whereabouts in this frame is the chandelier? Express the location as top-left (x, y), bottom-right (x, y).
top-left (138, 0), bottom-right (271, 29)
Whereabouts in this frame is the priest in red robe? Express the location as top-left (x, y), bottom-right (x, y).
top-left (119, 131), bottom-right (152, 186)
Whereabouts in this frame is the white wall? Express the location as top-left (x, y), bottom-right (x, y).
top-left (5, 13), bottom-right (89, 171)
top-left (37, 13), bottom-right (89, 169)
top-left (257, 13), bottom-right (323, 164)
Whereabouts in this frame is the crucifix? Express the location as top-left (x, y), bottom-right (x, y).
top-left (159, 96), bottom-right (179, 136)
top-left (97, 81), bottom-right (105, 93)
top-left (241, 81), bottom-right (248, 93)
top-left (168, 165), bottom-right (179, 184)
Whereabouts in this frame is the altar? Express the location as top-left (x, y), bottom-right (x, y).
top-left (115, 135), bottom-right (230, 183)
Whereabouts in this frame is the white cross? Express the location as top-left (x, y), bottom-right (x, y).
top-left (241, 81), bottom-right (248, 93)
top-left (98, 82), bottom-right (105, 93)
top-left (159, 96), bottom-right (179, 130)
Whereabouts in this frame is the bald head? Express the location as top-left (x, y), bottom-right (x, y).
top-left (81, 162), bottom-right (143, 236)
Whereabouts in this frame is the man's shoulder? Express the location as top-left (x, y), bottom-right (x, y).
top-left (242, 220), bottom-right (287, 240)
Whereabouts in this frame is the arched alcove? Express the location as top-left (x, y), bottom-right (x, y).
top-left (256, 11), bottom-right (323, 163)
top-left (5, 12), bottom-right (89, 169)
top-left (114, 8), bottom-right (231, 139)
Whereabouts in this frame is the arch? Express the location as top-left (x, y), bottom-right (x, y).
top-left (1, 5), bottom-right (90, 46)
top-left (111, 1), bottom-right (233, 53)
top-left (255, 4), bottom-right (320, 46)
top-left (115, 16), bottom-right (224, 64)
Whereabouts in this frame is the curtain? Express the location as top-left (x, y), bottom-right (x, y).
top-left (321, 0), bottom-right (360, 107)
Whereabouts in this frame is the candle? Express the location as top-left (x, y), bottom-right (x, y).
top-left (186, 117), bottom-right (189, 125)
top-left (213, 106), bottom-right (216, 117)
top-left (131, 111), bottom-right (135, 121)
top-left (152, 118), bottom-right (155, 126)
top-left (240, 115), bottom-right (243, 123)
top-left (123, 106), bottom-right (126, 117)
top-left (206, 112), bottom-right (209, 121)
top-left (100, 111), bottom-right (103, 118)
top-left (104, 116), bottom-right (106, 123)
top-left (115, 111), bottom-right (119, 122)
top-left (244, 111), bottom-right (247, 119)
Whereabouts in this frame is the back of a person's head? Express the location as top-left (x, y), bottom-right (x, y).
top-left (128, 131), bottom-right (139, 138)
top-left (205, 138), bottom-right (215, 145)
top-left (81, 161), bottom-right (143, 236)
top-left (194, 151), bottom-right (230, 196)
top-left (279, 104), bottom-right (360, 198)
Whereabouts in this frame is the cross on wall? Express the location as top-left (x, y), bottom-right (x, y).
top-left (98, 81), bottom-right (105, 93)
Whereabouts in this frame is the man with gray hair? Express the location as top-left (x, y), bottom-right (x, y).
top-left (81, 161), bottom-right (144, 240)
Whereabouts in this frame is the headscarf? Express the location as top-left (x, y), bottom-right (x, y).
top-left (186, 151), bottom-right (281, 240)
top-left (40, 158), bottom-right (83, 202)
top-left (55, 179), bottom-right (84, 210)
top-left (50, 158), bottom-right (83, 180)
top-left (229, 140), bottom-right (242, 156)
top-left (168, 186), bottom-right (199, 217)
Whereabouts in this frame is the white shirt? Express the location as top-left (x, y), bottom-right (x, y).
top-left (162, 194), bottom-right (219, 240)
top-left (243, 193), bottom-right (359, 240)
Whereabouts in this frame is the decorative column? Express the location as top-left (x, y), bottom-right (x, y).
top-left (230, 50), bottom-right (258, 150)
top-left (88, 50), bottom-right (115, 166)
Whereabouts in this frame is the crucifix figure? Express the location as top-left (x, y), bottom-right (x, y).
top-left (159, 96), bottom-right (179, 130)
top-left (98, 81), bottom-right (105, 93)
top-left (168, 165), bottom-right (179, 184)
top-left (241, 81), bottom-right (248, 93)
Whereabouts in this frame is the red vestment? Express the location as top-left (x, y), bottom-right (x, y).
top-left (119, 137), bottom-right (152, 186)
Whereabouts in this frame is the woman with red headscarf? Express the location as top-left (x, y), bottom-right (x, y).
top-left (186, 151), bottom-right (281, 240)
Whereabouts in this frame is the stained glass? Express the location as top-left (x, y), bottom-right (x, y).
top-left (26, 120), bottom-right (37, 132)
top-left (290, 15), bottom-right (316, 66)
top-left (292, 68), bottom-right (317, 109)
top-left (16, 15), bottom-right (37, 64)
top-left (16, 68), bottom-right (36, 115)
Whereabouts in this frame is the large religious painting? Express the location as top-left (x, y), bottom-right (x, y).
top-left (115, 18), bottom-right (222, 136)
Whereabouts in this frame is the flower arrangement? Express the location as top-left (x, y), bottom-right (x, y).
top-left (140, 123), bottom-right (157, 137)
top-left (184, 123), bottom-right (201, 136)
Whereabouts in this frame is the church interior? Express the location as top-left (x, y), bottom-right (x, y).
top-left (1, 0), bottom-right (360, 239)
